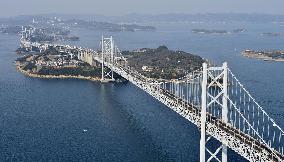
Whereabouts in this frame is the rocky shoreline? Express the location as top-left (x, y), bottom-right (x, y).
top-left (15, 44), bottom-right (205, 82)
top-left (16, 65), bottom-right (100, 82)
top-left (241, 49), bottom-right (284, 62)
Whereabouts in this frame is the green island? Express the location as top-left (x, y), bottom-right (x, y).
top-left (242, 49), bottom-right (284, 62)
top-left (16, 46), bottom-right (204, 81)
top-left (123, 46), bottom-right (204, 80)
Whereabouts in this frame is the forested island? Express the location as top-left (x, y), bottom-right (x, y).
top-left (192, 28), bottom-right (246, 35)
top-left (16, 45), bottom-right (204, 81)
top-left (123, 46), bottom-right (205, 79)
top-left (64, 19), bottom-right (156, 32)
top-left (242, 49), bottom-right (284, 61)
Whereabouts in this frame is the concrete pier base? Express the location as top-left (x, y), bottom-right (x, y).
top-left (100, 79), bottom-right (115, 83)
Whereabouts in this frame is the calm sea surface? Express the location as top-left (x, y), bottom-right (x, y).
top-left (0, 21), bottom-right (284, 161)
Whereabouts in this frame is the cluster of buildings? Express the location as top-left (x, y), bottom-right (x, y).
top-left (141, 65), bottom-right (154, 72)
top-left (34, 54), bottom-right (83, 67)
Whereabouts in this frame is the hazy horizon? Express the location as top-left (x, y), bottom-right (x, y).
top-left (1, 0), bottom-right (284, 17)
top-left (3, 12), bottom-right (284, 19)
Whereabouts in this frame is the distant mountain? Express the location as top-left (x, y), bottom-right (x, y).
top-left (34, 13), bottom-right (284, 23)
top-left (64, 19), bottom-right (155, 32)
top-left (107, 13), bottom-right (284, 23)
top-left (0, 15), bottom-right (156, 32)
top-left (2, 13), bottom-right (284, 28)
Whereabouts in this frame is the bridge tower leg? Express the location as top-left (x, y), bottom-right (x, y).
top-left (101, 36), bottom-right (104, 80)
top-left (101, 36), bottom-right (115, 82)
top-left (221, 62), bottom-right (228, 162)
top-left (200, 62), bottom-right (228, 162)
top-left (200, 63), bottom-right (208, 162)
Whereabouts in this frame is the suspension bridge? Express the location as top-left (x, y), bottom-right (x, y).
top-left (19, 27), bottom-right (284, 162)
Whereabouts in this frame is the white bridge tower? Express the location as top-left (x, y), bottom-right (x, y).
top-left (200, 62), bottom-right (228, 162)
top-left (101, 36), bottom-right (115, 82)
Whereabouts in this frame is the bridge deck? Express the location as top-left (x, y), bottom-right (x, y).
top-left (20, 40), bottom-right (284, 162)
top-left (95, 52), bottom-right (284, 161)
top-left (161, 89), bottom-right (284, 161)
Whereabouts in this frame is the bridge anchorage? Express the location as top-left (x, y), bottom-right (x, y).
top-left (18, 30), bottom-right (284, 161)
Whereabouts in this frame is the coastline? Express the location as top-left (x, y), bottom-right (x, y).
top-left (16, 66), bottom-right (101, 82)
top-left (241, 51), bottom-right (284, 62)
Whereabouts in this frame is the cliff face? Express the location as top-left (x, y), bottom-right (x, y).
top-left (124, 46), bottom-right (204, 79)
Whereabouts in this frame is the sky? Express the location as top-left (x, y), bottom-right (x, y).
top-left (1, 0), bottom-right (284, 17)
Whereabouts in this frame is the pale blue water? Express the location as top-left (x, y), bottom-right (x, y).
top-left (0, 21), bottom-right (284, 161)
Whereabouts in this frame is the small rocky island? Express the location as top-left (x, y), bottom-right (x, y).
top-left (16, 46), bottom-right (204, 81)
top-left (260, 32), bottom-right (284, 37)
top-left (242, 49), bottom-right (284, 61)
top-left (192, 28), bottom-right (246, 35)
